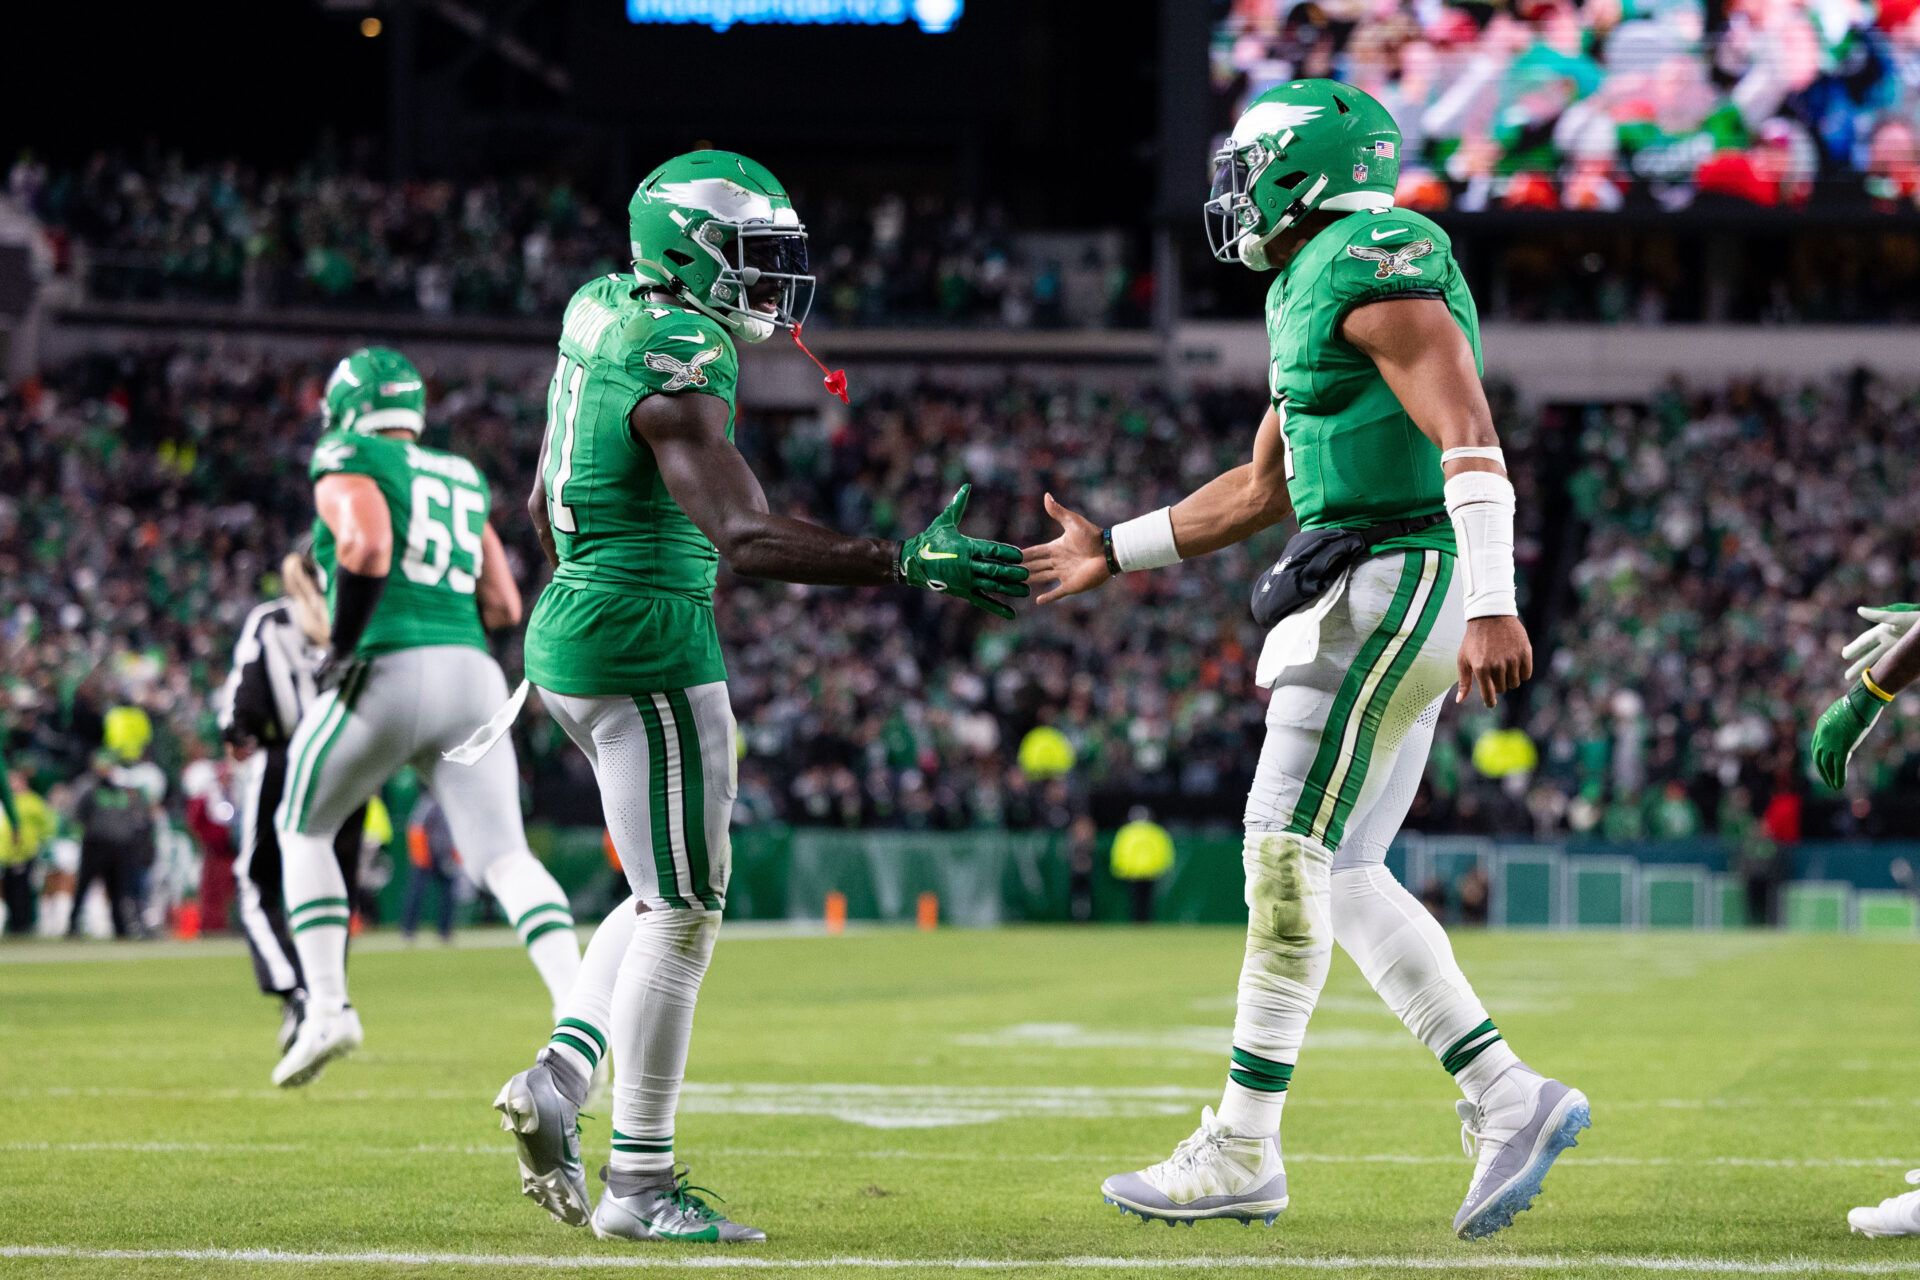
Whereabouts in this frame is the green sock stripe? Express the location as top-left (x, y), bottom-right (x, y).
top-left (610, 1129), bottom-right (672, 1152)
top-left (555, 1018), bottom-right (608, 1057)
top-left (665, 688), bottom-right (712, 907)
top-left (523, 918), bottom-right (573, 946)
top-left (1229, 1047), bottom-right (1296, 1092)
top-left (289, 897), bottom-right (351, 918)
top-left (513, 902), bottom-right (573, 932)
top-left (1440, 1020), bottom-right (1501, 1074)
top-left (1446, 1033), bottom-right (1504, 1075)
top-left (1286, 552), bottom-right (1426, 843)
top-left (548, 1032), bottom-right (600, 1067)
top-left (1322, 552), bottom-right (1454, 849)
top-left (291, 914), bottom-right (351, 935)
top-left (633, 697), bottom-right (693, 910)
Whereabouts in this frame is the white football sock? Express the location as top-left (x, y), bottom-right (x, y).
top-left (483, 851), bottom-right (582, 1015)
top-left (1330, 863), bottom-right (1526, 1105)
top-left (281, 830), bottom-right (351, 1015)
top-left (1219, 831), bottom-right (1333, 1136)
top-left (544, 896), bottom-right (639, 1085)
top-left (608, 908), bottom-right (719, 1176)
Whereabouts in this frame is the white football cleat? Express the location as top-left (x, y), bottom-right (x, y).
top-left (1849, 1170), bottom-right (1920, 1238)
top-left (271, 1005), bottom-right (363, 1088)
top-left (1100, 1107), bottom-right (1289, 1224)
top-left (1453, 1070), bottom-right (1589, 1239)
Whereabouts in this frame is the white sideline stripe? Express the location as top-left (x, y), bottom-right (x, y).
top-left (6, 1246), bottom-right (1920, 1275)
top-left (1, 1141), bottom-right (1908, 1171)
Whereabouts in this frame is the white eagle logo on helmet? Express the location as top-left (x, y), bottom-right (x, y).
top-left (1346, 239), bottom-right (1435, 280)
top-left (643, 346), bottom-right (724, 392)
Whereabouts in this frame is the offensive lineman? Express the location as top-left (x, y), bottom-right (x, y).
top-left (485, 151), bottom-right (1026, 1243)
top-left (1023, 81), bottom-right (1588, 1239)
top-left (272, 347), bottom-right (583, 1087)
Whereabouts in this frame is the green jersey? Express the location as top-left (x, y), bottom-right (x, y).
top-left (524, 277), bottom-right (741, 696)
top-left (308, 430), bottom-right (491, 657)
top-left (1265, 207), bottom-right (1480, 556)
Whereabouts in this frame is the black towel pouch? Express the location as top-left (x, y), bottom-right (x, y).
top-left (1249, 526), bottom-right (1374, 628)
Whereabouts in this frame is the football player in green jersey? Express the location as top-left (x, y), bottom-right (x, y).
top-left (271, 347), bottom-right (582, 1088)
top-left (1025, 81), bottom-right (1586, 1239)
top-left (486, 151), bottom-right (1026, 1243)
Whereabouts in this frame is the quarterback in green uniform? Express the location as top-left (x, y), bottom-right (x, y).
top-left (1025, 81), bottom-right (1588, 1239)
top-left (272, 347), bottom-right (582, 1088)
top-left (487, 150), bottom-right (1026, 1243)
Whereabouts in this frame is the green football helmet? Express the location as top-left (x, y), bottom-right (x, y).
top-left (1206, 79), bottom-right (1402, 271)
top-left (321, 346), bottom-right (425, 436)
top-left (628, 150), bottom-right (813, 344)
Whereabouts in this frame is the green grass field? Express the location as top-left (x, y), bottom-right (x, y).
top-left (2, 925), bottom-right (1917, 1279)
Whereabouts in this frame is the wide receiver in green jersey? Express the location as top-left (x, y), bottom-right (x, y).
top-left (270, 347), bottom-right (582, 1089)
top-left (1025, 81), bottom-right (1587, 1239)
top-left (486, 150), bottom-right (1026, 1244)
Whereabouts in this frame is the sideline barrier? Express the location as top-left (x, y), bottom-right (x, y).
top-left (413, 825), bottom-right (1920, 934)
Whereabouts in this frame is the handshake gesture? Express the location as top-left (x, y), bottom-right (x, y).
top-left (900, 484), bottom-right (1030, 620)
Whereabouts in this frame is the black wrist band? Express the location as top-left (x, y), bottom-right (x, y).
top-left (1101, 527), bottom-right (1123, 576)
top-left (889, 540), bottom-right (907, 584)
top-left (329, 565), bottom-right (390, 657)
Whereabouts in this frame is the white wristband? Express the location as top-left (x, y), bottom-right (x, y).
top-left (1441, 446), bottom-right (1506, 466)
top-left (1444, 470), bottom-right (1517, 619)
top-left (1111, 507), bottom-right (1182, 573)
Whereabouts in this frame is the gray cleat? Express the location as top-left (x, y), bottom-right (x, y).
top-left (1453, 1073), bottom-right (1590, 1240)
top-left (1100, 1107), bottom-right (1290, 1224)
top-left (591, 1167), bottom-right (767, 1243)
top-left (493, 1048), bottom-right (591, 1227)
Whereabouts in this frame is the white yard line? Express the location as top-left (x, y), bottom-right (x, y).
top-left (5, 1245), bottom-right (1920, 1275)
top-left (0, 1140), bottom-right (1908, 1171)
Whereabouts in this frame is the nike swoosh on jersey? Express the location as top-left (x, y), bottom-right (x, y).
top-left (665, 333), bottom-right (711, 343)
top-left (1370, 228), bottom-right (1409, 241)
top-left (918, 548), bottom-right (960, 561)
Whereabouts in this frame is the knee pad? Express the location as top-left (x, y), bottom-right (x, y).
top-left (1242, 831), bottom-right (1333, 958)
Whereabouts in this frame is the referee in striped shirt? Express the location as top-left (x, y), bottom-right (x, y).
top-left (219, 550), bottom-right (368, 1053)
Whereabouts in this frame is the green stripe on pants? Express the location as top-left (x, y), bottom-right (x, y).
top-left (1286, 553), bottom-right (1426, 847)
top-left (1321, 552), bottom-right (1453, 850)
top-left (665, 689), bottom-right (718, 910)
top-left (632, 697), bottom-right (691, 910)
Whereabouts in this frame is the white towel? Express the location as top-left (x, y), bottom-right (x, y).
top-left (442, 678), bottom-right (531, 765)
top-left (1254, 569), bottom-right (1350, 689)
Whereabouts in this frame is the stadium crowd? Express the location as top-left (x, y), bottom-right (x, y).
top-left (6, 346), bottom-right (1917, 868)
top-left (5, 153), bottom-right (1149, 329)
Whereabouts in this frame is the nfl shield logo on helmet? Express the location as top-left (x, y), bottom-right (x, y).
top-left (1353, 163), bottom-right (1369, 182)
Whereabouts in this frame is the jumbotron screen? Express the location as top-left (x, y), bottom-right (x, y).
top-left (1211, 0), bottom-right (1920, 213)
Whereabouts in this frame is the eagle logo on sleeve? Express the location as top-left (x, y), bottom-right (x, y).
top-left (311, 440), bottom-right (356, 473)
top-left (642, 346), bottom-right (723, 392)
top-left (1345, 238), bottom-right (1435, 280)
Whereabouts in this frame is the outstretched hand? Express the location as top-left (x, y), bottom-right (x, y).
top-left (900, 484), bottom-right (1029, 620)
top-left (1021, 493), bottom-right (1113, 606)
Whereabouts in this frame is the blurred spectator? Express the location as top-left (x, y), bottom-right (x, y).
top-left (181, 747), bottom-right (236, 932)
top-left (66, 749), bottom-right (158, 938)
top-left (1110, 806), bottom-right (1175, 924)
top-left (2, 764), bottom-right (54, 935)
top-left (402, 794), bottom-right (461, 944)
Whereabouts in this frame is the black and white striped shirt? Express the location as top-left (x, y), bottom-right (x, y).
top-left (219, 599), bottom-right (324, 750)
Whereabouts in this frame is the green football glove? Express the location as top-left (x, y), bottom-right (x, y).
top-left (1810, 679), bottom-right (1894, 790)
top-left (1841, 602), bottom-right (1920, 683)
top-left (900, 484), bottom-right (1029, 620)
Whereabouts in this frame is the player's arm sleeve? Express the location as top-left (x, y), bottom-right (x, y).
top-left (616, 315), bottom-right (740, 435)
top-left (307, 431), bottom-right (387, 483)
top-left (1325, 221), bottom-right (1455, 330)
